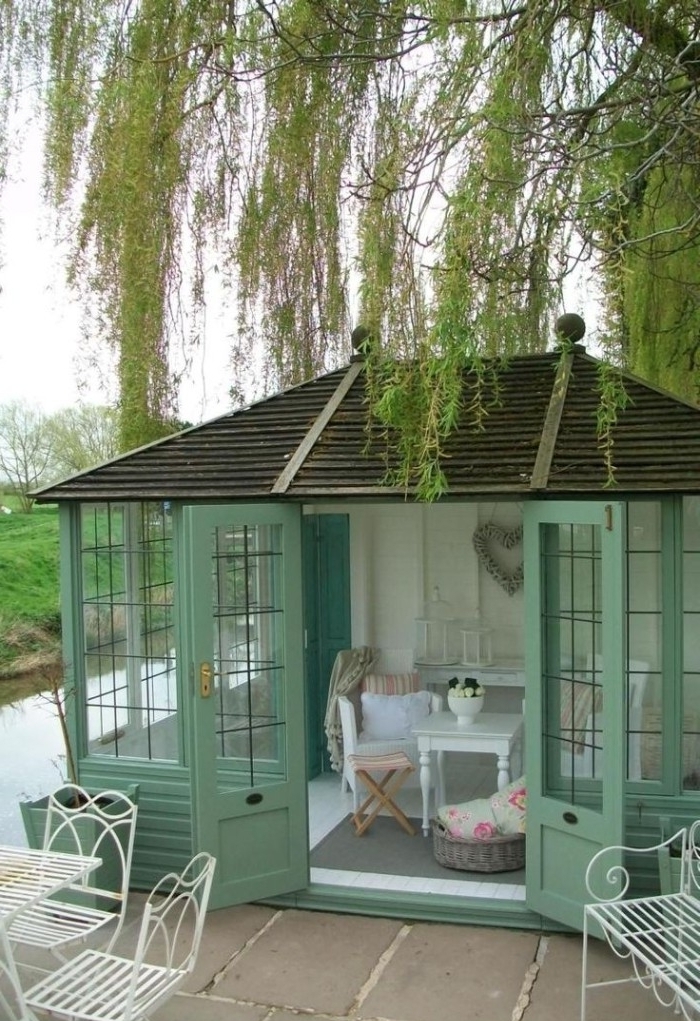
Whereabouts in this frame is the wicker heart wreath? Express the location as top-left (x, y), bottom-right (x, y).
top-left (472, 523), bottom-right (524, 596)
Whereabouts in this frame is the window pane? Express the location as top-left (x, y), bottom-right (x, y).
top-left (211, 523), bottom-right (286, 786)
top-left (81, 502), bottom-right (178, 761)
top-left (541, 522), bottom-right (604, 804)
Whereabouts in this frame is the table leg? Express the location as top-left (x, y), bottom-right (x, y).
top-left (436, 749), bottom-right (446, 808)
top-left (419, 749), bottom-right (431, 836)
top-left (1, 922), bottom-right (38, 1021)
top-left (496, 754), bottom-right (510, 791)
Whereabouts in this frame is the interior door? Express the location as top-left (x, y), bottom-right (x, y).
top-left (302, 514), bottom-right (351, 777)
top-left (183, 503), bottom-right (308, 910)
top-left (524, 501), bottom-right (625, 931)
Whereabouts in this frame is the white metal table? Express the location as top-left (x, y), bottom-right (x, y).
top-left (0, 845), bottom-right (101, 1021)
top-left (411, 712), bottom-right (524, 835)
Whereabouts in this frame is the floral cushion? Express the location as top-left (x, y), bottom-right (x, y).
top-left (436, 798), bottom-right (500, 840)
top-left (490, 776), bottom-right (527, 834)
top-left (437, 776), bottom-right (527, 839)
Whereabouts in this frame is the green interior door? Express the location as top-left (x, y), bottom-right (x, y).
top-left (524, 501), bottom-right (626, 931)
top-left (303, 514), bottom-right (351, 777)
top-left (183, 503), bottom-right (308, 910)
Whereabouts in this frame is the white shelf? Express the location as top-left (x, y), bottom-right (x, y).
top-left (415, 662), bottom-right (525, 688)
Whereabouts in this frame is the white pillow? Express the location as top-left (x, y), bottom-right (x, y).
top-left (360, 690), bottom-right (431, 740)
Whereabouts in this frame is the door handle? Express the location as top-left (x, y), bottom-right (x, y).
top-left (200, 662), bottom-right (213, 698)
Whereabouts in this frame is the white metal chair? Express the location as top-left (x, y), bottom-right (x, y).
top-left (23, 851), bottom-right (216, 1021)
top-left (7, 784), bottom-right (138, 963)
top-left (338, 691), bottom-right (445, 812)
top-left (0, 924), bottom-right (28, 1021)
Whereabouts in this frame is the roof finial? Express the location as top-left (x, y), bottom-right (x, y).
top-left (350, 324), bottom-right (374, 360)
top-left (554, 312), bottom-right (586, 347)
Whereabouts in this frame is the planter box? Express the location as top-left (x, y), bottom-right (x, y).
top-left (658, 845), bottom-right (700, 897)
top-left (20, 785), bottom-right (138, 911)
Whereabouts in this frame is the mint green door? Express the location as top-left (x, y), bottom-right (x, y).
top-left (524, 501), bottom-right (625, 931)
top-left (183, 504), bottom-right (308, 910)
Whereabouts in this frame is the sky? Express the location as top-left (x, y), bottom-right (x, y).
top-left (0, 117), bottom-right (601, 428)
top-left (0, 123), bottom-right (237, 426)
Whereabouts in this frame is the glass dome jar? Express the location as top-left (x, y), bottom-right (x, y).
top-left (414, 586), bottom-right (459, 665)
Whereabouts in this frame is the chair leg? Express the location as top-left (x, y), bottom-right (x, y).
top-left (351, 768), bottom-right (416, 837)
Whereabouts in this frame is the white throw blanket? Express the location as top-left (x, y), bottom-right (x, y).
top-left (324, 646), bottom-right (377, 773)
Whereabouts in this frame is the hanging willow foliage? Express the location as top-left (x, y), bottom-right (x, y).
top-left (0, 0), bottom-right (698, 485)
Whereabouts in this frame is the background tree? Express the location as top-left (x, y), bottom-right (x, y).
top-left (0, 402), bottom-right (119, 506)
top-left (48, 405), bottom-right (120, 478)
top-left (0, 1), bottom-right (698, 494)
top-left (0, 402), bottom-right (55, 510)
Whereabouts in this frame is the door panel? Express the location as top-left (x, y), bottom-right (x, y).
top-left (303, 514), bottom-right (351, 776)
top-left (184, 504), bottom-right (308, 909)
top-left (525, 502), bottom-right (625, 931)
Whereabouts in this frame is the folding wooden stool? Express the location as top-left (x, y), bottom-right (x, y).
top-left (346, 751), bottom-right (416, 836)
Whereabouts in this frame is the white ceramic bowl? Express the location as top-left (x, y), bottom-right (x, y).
top-left (447, 693), bottom-right (484, 727)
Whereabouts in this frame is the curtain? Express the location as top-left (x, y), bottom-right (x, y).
top-left (324, 646), bottom-right (377, 773)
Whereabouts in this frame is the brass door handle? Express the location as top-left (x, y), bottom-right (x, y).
top-left (200, 662), bottom-right (213, 698)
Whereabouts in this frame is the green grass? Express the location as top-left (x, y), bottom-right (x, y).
top-left (0, 503), bottom-right (61, 673)
top-left (0, 507), bottom-right (60, 617)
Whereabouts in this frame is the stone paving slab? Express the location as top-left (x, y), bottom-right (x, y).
top-left (528, 932), bottom-right (669, 1021)
top-left (114, 896), bottom-right (279, 995)
top-left (358, 922), bottom-right (539, 1021)
top-left (152, 991), bottom-right (269, 1021)
top-left (186, 902), bottom-right (280, 993)
top-left (3, 902), bottom-right (677, 1021)
top-left (212, 908), bottom-right (404, 1015)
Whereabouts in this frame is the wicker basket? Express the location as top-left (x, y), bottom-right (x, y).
top-left (431, 820), bottom-right (525, 873)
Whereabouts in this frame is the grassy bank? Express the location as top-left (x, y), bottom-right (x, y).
top-left (0, 499), bottom-right (61, 678)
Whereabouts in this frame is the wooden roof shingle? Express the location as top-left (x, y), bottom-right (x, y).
top-left (34, 348), bottom-right (700, 502)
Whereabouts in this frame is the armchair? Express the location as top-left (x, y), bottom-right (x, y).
top-left (338, 685), bottom-right (444, 813)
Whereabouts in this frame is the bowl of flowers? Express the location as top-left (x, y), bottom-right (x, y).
top-left (447, 677), bottom-right (485, 727)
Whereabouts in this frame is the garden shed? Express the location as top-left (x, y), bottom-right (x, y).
top-left (34, 328), bottom-right (700, 931)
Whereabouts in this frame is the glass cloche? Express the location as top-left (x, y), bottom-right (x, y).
top-left (414, 586), bottom-right (460, 665)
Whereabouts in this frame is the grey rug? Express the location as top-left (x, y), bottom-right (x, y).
top-left (311, 815), bottom-right (525, 884)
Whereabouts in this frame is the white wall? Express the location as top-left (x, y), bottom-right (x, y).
top-left (310, 501), bottom-right (525, 670)
top-left (475, 503), bottom-right (525, 663)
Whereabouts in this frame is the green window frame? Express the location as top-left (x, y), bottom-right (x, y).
top-left (79, 500), bottom-right (178, 761)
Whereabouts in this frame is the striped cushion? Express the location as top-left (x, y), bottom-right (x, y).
top-left (347, 751), bottom-right (414, 772)
top-left (361, 672), bottom-right (420, 695)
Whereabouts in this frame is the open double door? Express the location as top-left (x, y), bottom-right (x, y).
top-left (181, 500), bottom-right (625, 930)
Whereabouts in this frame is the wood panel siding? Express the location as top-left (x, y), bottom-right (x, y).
top-left (78, 761), bottom-right (193, 891)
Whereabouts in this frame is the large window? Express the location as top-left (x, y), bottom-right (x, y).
top-left (626, 503), bottom-right (661, 783)
top-left (548, 503), bottom-right (662, 792)
top-left (631, 498), bottom-right (700, 790)
top-left (547, 498), bottom-right (700, 793)
top-left (682, 498), bottom-right (700, 790)
top-left (80, 501), bottom-right (177, 761)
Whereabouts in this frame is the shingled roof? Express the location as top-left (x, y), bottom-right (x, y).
top-left (34, 347), bottom-right (700, 503)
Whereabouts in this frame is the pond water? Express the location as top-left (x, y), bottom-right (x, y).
top-left (0, 691), bottom-right (66, 846)
top-left (0, 659), bottom-right (176, 845)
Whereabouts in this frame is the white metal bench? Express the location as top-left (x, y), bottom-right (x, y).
top-left (582, 821), bottom-right (700, 1021)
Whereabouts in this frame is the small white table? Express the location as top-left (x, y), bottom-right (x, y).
top-left (0, 845), bottom-right (101, 1021)
top-left (411, 712), bottom-right (524, 835)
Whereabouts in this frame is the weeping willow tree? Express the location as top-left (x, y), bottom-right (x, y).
top-left (0, 0), bottom-right (698, 488)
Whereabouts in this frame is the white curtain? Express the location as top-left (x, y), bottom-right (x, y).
top-left (324, 646), bottom-right (377, 773)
